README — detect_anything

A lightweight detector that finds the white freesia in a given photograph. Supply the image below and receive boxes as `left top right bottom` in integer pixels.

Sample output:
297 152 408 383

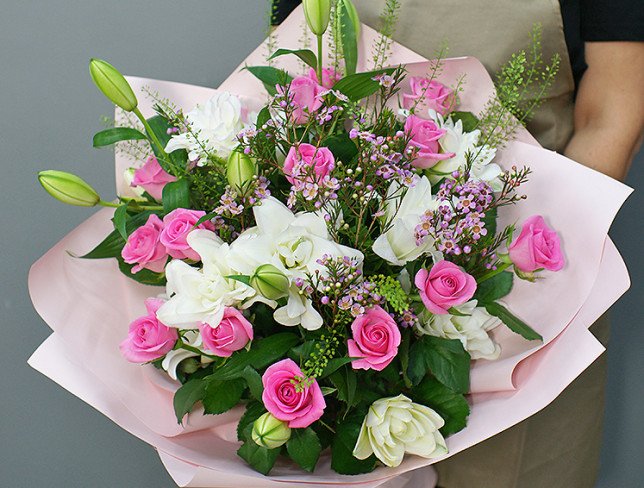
156 230 263 329
165 92 244 162
229 197 362 330
353 395 448 468
416 300 502 360
428 111 502 190
372 176 441 266
161 331 213 381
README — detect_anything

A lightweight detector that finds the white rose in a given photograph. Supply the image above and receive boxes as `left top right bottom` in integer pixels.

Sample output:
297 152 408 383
416 300 502 360
353 395 447 468
372 176 441 266
165 92 244 162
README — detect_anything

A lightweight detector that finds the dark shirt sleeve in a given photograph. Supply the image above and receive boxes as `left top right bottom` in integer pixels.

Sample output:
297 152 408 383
272 0 301 25
580 0 644 42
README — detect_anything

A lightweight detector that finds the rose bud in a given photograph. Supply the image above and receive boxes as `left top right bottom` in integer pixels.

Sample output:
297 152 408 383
251 264 290 300
38 170 101 207
226 150 257 193
251 412 292 449
303 0 331 36
89 58 138 112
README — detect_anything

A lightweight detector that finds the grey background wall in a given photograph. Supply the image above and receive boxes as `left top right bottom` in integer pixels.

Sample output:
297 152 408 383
1 1 641 487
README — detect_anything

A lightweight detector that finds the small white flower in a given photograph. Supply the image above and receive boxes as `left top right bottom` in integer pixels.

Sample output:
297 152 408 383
165 92 245 162
372 176 441 266
416 300 502 360
353 395 448 468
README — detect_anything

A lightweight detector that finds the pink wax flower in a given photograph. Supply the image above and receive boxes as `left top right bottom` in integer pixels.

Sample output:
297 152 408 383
509 215 565 272
402 77 454 116
131 156 177 201
199 307 253 357
119 298 178 363
415 260 477 315
347 305 401 371
277 75 324 125
160 208 214 261
308 67 341 89
283 143 335 184
261 358 326 428
405 115 455 169
121 214 168 273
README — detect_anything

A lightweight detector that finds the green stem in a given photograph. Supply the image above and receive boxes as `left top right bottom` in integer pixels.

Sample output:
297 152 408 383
98 200 119 208
180 343 218 360
316 34 323 82
477 262 512 283
133 107 170 163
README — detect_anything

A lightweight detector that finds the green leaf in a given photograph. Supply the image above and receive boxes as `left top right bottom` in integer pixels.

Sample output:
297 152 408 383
146 115 187 172
338 1 358 75
245 66 293 96
237 440 280 475
80 211 154 259
323 133 358 163
202 378 247 415
111 204 129 240
485 302 542 341
173 378 206 423
333 68 395 101
319 357 355 378
287 428 322 472
450 111 480 133
475 271 514 303
268 48 317 70
413 377 470 436
242 366 264 401
481 207 498 239
256 106 272 128
92 127 147 148
116 257 167 287
331 412 377 475
329 366 357 408
407 336 471 393
237 401 267 441
208 333 300 381
226 274 252 286
162 178 190 213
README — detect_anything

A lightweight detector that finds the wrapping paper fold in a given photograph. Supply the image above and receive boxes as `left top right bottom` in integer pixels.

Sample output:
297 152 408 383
30 5 632 487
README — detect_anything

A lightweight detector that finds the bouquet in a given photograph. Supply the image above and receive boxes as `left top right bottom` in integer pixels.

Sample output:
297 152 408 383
29 2 632 486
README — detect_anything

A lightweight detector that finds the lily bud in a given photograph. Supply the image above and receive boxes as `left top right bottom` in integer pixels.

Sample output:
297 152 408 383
89 58 138 112
339 0 361 38
252 412 291 449
38 170 101 207
251 264 290 300
303 0 332 36
227 150 257 192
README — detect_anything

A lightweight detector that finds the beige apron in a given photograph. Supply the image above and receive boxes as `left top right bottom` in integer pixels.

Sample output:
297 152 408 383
352 1 607 487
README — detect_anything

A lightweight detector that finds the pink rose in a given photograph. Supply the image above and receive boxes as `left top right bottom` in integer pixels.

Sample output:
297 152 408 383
261 358 326 428
131 156 177 201
405 115 455 169
415 260 477 315
160 208 215 261
308 67 341 89
509 215 565 272
402 77 454 116
347 306 401 371
119 298 178 363
121 214 168 273
278 75 324 125
199 307 253 357
283 143 335 184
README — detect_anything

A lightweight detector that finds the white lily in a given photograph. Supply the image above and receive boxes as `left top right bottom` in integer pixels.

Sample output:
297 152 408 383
156 230 260 329
373 176 441 266
161 331 213 381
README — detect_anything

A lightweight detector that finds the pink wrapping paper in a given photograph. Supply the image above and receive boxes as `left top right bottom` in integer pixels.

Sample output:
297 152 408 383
30 5 632 487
